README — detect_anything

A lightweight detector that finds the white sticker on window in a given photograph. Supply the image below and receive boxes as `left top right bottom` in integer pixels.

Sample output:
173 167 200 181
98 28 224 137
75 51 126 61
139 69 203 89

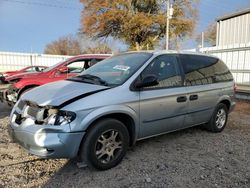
113 65 130 71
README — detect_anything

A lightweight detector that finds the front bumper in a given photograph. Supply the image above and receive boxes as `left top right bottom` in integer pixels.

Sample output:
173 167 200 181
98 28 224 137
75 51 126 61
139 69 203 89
0 84 17 106
0 88 6 102
9 118 85 158
0 76 6 84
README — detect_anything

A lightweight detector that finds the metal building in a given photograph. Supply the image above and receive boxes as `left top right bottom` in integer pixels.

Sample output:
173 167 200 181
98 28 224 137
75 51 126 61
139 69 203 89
203 8 250 99
216 8 250 46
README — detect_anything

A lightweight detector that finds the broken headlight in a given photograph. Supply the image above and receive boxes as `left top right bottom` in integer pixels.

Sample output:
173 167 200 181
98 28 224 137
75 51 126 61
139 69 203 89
42 109 76 126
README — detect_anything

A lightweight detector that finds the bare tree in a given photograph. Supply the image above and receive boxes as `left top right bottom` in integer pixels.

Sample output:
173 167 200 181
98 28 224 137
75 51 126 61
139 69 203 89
82 44 112 54
196 23 217 47
44 35 81 55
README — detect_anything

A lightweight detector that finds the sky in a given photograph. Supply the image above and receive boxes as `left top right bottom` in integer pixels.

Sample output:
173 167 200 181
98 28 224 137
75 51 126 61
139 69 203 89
0 0 250 53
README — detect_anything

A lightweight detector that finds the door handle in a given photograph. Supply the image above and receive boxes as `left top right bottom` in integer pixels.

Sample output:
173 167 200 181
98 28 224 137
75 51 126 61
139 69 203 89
177 96 187 103
189 94 198 101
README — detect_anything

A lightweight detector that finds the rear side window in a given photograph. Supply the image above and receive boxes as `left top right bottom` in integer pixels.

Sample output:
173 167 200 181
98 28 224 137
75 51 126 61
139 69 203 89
180 55 233 86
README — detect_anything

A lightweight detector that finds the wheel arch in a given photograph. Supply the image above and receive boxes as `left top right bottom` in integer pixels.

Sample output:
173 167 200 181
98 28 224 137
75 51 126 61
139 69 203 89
77 105 139 153
219 99 231 110
216 94 233 110
17 84 39 99
86 113 137 146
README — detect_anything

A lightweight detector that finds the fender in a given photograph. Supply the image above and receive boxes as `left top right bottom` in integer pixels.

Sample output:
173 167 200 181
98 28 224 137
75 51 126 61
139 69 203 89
77 105 140 143
14 79 44 90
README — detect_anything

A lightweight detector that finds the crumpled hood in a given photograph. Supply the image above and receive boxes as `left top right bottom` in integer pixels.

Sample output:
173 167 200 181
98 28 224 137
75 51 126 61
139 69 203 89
21 80 109 107
5 72 42 81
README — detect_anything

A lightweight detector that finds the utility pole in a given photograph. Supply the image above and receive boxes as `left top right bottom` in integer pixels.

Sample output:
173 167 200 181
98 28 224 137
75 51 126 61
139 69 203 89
166 1 174 50
30 45 33 66
201 32 204 49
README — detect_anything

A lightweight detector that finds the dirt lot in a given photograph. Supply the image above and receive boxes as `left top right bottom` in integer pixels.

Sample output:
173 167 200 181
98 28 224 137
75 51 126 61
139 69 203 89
0 101 249 188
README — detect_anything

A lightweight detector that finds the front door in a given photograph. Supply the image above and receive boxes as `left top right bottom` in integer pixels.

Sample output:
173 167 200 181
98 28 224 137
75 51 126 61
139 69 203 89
53 59 90 80
138 54 188 138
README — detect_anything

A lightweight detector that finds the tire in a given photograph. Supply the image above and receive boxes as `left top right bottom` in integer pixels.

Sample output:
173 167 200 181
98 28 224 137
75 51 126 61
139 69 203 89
80 118 129 170
205 103 228 133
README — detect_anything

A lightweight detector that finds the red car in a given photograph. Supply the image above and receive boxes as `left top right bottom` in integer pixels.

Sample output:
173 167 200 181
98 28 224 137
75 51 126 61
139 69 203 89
0 66 47 84
0 54 110 105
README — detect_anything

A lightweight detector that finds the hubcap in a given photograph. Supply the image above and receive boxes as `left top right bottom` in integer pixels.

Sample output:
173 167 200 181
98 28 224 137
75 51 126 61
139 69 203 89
95 130 122 164
215 108 226 129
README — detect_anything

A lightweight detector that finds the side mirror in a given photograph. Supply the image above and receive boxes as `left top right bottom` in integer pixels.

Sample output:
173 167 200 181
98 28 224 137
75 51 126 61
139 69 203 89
135 74 159 89
58 66 68 73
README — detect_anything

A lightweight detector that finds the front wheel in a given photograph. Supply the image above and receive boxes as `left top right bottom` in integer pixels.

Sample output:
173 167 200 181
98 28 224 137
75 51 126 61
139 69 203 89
205 103 228 133
80 118 129 170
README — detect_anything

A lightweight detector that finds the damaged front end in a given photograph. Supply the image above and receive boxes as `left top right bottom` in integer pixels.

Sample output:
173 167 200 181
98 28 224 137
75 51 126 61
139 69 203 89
1 78 22 105
0 73 7 84
0 83 14 106
6 85 19 104
13 100 76 126
2 82 25 106
9 99 83 158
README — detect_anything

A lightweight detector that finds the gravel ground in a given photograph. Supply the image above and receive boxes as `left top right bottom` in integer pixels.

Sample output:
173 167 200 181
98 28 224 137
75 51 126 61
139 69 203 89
0 101 249 188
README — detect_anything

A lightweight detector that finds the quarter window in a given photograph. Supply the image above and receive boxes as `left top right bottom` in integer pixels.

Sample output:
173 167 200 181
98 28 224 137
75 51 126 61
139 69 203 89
141 55 182 89
180 55 233 86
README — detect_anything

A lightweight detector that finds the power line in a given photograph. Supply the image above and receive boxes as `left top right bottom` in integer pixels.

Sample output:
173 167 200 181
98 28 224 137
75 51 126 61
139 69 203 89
51 0 80 6
1 0 82 10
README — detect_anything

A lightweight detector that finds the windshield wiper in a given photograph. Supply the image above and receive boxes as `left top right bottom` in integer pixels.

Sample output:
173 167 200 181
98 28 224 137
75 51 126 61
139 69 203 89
69 74 109 86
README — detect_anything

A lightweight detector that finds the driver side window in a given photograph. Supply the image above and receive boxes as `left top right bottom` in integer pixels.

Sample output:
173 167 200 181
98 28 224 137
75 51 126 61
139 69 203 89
66 60 86 74
141 55 182 89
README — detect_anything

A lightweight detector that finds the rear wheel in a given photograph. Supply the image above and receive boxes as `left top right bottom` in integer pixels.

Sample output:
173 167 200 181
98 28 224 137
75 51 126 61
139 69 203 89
80 118 129 170
205 103 228 132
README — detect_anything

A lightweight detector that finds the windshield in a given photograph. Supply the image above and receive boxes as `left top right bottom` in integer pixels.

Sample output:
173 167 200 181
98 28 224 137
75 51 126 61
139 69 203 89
42 58 69 72
68 53 153 86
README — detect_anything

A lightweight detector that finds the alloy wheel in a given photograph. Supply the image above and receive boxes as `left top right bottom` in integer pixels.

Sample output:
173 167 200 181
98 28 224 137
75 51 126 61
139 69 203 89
215 108 226 129
95 129 123 164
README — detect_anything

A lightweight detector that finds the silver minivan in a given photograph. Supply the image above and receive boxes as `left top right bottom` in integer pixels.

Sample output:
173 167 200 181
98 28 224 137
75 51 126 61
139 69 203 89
9 51 235 170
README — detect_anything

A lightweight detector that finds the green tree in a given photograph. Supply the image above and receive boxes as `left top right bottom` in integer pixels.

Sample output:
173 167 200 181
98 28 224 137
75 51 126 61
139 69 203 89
80 0 198 50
